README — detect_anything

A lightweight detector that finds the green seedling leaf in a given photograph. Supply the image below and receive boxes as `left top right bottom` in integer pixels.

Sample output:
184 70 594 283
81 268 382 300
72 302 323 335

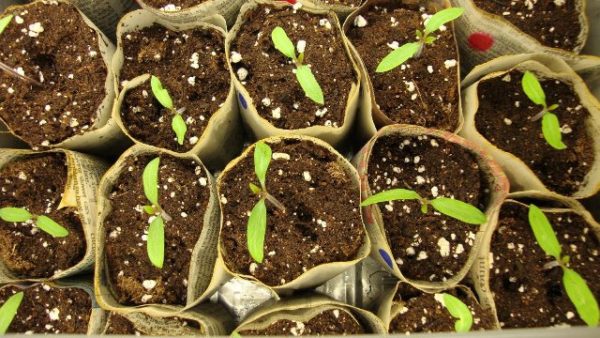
143 205 155 215
171 113 187 145
150 75 173 110
231 331 242 338
254 141 272 189
563 268 600 326
424 35 437 44
247 199 267 264
143 157 160 206
249 183 261 195
438 293 473 332
542 112 567 150
0 291 24 335
36 216 69 238
296 65 324 105
0 15 13 35
522 71 546 107
528 204 562 260
424 7 464 35
430 198 487 225
0 207 31 222
271 26 296 59
548 103 559 111
361 189 421 206
376 42 421 73
147 216 165 269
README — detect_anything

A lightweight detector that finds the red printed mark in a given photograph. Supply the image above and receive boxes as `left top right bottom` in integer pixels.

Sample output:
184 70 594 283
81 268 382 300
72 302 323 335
468 32 494 52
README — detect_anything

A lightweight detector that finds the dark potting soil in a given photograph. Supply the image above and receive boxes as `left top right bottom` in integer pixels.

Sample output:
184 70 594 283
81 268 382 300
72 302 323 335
104 154 211 306
490 201 600 328
119 24 230 152
105 313 138 335
367 134 489 282
230 4 356 129
0 153 86 278
142 0 208 10
0 284 91 334
473 0 583 51
475 70 594 196
389 283 496 333
0 1 107 148
346 2 460 131
219 139 364 286
239 309 365 335
319 0 363 7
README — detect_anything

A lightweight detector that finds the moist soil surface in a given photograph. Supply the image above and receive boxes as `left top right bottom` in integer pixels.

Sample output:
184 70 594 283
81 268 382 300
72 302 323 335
389 283 495 333
490 201 600 328
0 153 85 278
346 2 460 131
239 309 365 335
219 139 364 286
473 0 583 51
142 0 208 10
230 4 356 130
104 154 211 306
367 134 489 282
0 284 91 334
0 1 107 148
120 24 229 152
476 69 594 196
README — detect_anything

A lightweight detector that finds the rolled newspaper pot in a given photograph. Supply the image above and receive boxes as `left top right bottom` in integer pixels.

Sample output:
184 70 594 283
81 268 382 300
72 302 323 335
111 10 242 169
226 0 361 148
66 0 138 39
95 145 227 312
461 53 600 199
0 280 105 335
0 148 107 283
469 191 600 328
136 0 245 26
378 282 499 333
217 135 370 294
353 124 509 291
303 0 365 18
0 0 126 155
235 295 386 334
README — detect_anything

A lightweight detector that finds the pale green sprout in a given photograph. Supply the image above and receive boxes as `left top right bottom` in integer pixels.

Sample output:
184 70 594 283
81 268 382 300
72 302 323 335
0 291 24 334
150 75 188 146
0 207 69 237
0 14 12 34
361 188 487 225
271 26 324 105
528 204 599 326
142 157 172 269
246 141 286 263
435 293 473 332
376 7 464 72
521 71 566 150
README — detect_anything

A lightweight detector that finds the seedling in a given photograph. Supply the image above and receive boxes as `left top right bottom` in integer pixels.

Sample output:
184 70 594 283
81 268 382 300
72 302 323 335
521 71 566 150
231 331 242 338
246 141 286 263
528 204 599 326
271 26 324 105
0 207 69 237
141 157 172 269
434 293 473 332
376 7 464 73
361 188 487 225
0 14 43 87
150 75 188 146
0 291 24 334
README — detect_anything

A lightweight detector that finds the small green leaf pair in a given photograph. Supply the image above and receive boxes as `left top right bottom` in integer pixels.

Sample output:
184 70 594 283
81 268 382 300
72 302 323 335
436 293 473 332
361 188 487 225
150 76 188 146
528 204 599 326
376 7 464 73
142 157 166 269
0 207 69 237
271 26 324 105
0 14 13 35
0 291 24 335
246 142 272 264
521 71 566 150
